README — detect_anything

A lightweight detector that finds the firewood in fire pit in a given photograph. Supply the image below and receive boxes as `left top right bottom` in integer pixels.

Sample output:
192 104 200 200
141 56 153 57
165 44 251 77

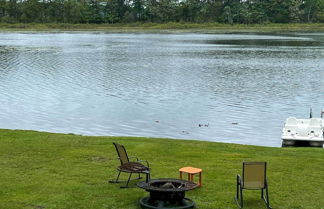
160 182 176 189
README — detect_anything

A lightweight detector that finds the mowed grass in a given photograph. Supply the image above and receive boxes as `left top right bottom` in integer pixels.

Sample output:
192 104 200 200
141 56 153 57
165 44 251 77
0 129 323 209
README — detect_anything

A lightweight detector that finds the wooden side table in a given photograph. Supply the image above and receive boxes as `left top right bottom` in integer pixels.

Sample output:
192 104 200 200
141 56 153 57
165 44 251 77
179 167 202 187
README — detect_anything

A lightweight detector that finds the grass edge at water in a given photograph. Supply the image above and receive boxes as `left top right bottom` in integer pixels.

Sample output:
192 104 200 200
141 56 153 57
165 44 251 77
1 22 324 33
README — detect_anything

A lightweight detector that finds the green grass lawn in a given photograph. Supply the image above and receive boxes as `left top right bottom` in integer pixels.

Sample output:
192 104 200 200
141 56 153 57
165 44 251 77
1 23 324 33
0 129 323 209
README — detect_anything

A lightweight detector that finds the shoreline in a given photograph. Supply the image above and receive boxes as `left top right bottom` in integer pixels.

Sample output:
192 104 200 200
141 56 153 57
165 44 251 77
1 23 324 33
0 128 279 148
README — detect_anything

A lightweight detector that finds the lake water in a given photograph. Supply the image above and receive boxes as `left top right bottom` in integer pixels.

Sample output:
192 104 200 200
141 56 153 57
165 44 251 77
0 32 323 147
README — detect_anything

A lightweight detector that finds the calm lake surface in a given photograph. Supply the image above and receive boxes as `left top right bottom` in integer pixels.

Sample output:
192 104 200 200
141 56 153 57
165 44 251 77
0 32 323 147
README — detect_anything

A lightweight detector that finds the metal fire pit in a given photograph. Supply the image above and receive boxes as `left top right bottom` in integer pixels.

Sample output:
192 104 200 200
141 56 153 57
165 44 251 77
137 178 198 209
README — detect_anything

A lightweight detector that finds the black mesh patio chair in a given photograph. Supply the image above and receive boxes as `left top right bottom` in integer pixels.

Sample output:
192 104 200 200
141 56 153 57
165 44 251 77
235 162 272 209
109 142 150 188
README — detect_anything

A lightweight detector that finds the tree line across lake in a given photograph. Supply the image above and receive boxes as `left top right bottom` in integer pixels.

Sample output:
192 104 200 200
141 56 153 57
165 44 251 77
0 0 323 24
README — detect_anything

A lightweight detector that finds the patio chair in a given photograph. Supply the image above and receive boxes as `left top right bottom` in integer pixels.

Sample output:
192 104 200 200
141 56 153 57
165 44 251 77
109 142 150 188
235 162 271 209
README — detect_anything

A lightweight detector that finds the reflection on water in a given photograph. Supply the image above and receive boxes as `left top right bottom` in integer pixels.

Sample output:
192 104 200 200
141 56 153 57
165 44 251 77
206 38 322 46
0 32 323 147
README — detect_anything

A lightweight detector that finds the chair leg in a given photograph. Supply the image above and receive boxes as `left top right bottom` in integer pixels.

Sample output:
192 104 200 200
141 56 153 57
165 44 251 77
120 173 132 188
261 188 264 198
109 170 121 183
240 186 243 208
109 170 144 185
236 180 239 200
265 186 271 209
262 184 272 209
235 177 243 208
235 185 243 208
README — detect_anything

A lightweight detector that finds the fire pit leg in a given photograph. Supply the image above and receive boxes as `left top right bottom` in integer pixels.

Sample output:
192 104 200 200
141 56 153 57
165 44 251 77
139 197 195 209
157 201 165 208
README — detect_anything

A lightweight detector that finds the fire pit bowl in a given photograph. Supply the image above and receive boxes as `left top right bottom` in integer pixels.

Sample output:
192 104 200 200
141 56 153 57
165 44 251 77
137 178 198 209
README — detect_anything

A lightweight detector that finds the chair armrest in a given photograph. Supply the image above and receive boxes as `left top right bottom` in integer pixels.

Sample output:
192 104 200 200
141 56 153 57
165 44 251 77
137 160 150 168
128 156 149 168
237 174 242 185
128 156 139 161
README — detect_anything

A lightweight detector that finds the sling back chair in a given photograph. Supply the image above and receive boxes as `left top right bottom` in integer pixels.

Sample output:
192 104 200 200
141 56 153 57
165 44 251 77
109 142 150 188
235 162 272 209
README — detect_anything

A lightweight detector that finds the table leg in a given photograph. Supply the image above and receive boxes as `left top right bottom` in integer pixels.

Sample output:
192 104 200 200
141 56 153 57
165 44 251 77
180 171 182 180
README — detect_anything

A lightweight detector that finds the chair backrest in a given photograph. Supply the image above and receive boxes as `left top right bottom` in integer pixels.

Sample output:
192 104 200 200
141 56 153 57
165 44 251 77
243 162 266 189
113 143 129 165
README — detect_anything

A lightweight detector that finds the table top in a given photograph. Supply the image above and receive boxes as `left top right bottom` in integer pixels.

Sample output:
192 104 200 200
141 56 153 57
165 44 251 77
179 167 202 173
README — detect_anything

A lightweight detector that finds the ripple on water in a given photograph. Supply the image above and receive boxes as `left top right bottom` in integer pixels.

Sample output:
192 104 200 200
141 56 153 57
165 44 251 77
0 32 323 147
